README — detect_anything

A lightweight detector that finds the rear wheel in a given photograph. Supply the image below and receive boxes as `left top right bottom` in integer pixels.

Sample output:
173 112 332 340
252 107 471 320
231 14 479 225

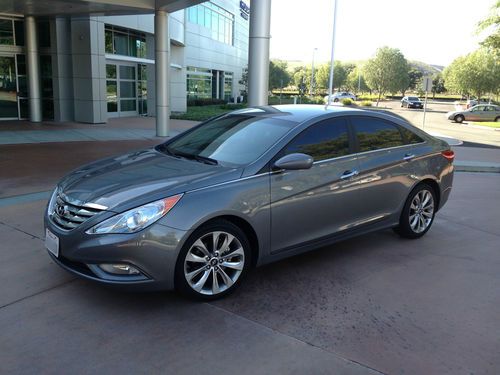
455 115 465 123
394 183 437 239
175 220 250 300
495 117 500 122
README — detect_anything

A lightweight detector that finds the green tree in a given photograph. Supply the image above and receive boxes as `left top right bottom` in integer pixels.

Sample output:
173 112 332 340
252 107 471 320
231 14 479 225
443 48 499 99
292 66 311 96
269 60 291 90
315 61 347 92
345 66 368 94
364 46 409 105
431 73 446 99
477 0 500 55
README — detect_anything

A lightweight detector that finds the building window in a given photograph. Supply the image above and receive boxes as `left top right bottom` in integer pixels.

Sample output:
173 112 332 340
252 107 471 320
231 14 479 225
40 55 54 119
37 20 51 48
187 67 213 99
0 18 26 46
187 2 234 45
105 25 147 58
224 72 233 101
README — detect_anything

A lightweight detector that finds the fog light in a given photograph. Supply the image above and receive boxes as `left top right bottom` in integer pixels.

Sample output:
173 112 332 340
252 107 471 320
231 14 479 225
99 263 140 275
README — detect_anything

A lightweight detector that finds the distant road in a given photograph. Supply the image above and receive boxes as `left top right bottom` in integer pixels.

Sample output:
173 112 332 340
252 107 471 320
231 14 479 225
379 100 500 148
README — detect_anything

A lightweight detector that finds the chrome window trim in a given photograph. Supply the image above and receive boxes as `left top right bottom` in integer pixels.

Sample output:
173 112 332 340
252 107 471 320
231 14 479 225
354 141 427 157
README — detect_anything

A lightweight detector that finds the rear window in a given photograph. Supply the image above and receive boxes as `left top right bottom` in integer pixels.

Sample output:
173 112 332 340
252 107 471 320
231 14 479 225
400 127 425 144
352 117 405 151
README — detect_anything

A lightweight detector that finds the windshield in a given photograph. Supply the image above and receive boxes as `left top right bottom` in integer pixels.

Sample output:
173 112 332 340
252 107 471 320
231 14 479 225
159 115 295 166
408 97 419 101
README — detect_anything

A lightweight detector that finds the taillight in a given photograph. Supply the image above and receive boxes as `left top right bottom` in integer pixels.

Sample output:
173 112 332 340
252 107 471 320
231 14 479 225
441 150 455 162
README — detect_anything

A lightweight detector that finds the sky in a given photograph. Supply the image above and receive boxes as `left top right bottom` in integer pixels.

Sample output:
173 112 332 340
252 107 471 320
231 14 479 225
269 0 495 67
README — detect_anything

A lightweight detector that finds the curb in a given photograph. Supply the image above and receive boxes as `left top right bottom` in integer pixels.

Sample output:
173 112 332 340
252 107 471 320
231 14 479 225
454 161 500 173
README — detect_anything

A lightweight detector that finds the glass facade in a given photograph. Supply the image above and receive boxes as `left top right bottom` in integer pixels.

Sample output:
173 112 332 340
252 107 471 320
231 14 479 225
187 67 213 99
187 2 234 45
224 72 233 101
105 25 147 58
187 67 233 101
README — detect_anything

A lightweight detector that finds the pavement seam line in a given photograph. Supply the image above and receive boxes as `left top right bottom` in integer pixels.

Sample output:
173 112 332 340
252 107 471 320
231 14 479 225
437 215 500 238
0 278 77 310
0 220 44 241
206 302 387 375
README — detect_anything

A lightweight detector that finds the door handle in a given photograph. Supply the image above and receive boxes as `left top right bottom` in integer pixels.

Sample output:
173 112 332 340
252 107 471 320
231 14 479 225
340 170 359 180
403 153 416 161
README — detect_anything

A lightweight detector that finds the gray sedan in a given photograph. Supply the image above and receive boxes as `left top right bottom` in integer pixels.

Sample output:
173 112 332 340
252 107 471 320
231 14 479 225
44 105 454 299
446 104 500 123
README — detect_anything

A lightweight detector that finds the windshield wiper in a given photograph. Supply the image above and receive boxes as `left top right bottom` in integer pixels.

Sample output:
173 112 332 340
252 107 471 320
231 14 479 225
161 146 218 165
192 154 218 165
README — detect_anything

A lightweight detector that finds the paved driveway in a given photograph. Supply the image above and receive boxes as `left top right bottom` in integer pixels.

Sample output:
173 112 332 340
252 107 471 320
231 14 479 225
1 170 499 374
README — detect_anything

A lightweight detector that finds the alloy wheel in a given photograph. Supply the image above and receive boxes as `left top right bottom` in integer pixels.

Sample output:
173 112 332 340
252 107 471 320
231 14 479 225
184 231 245 296
409 190 434 233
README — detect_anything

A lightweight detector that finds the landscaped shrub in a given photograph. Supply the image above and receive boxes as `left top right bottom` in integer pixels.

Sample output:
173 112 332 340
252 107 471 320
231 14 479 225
187 98 226 106
341 98 353 106
360 100 373 107
219 103 246 110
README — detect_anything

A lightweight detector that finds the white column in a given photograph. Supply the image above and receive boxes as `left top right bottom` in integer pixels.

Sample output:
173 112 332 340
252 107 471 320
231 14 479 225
248 0 271 107
25 16 42 122
155 9 170 137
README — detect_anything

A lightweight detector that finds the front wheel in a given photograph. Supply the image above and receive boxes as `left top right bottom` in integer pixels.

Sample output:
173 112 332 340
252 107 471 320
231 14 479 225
175 220 250 300
455 115 465 123
394 184 437 239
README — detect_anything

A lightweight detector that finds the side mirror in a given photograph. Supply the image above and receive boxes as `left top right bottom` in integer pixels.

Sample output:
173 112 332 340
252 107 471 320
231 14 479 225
273 153 314 171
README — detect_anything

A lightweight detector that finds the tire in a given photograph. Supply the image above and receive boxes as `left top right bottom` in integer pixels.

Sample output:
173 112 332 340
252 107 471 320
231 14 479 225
393 183 437 239
174 220 251 300
333 98 339 102
495 117 500 122
455 115 464 123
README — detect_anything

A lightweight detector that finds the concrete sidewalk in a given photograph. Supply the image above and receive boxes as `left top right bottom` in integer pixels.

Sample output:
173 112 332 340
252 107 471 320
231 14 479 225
0 117 197 145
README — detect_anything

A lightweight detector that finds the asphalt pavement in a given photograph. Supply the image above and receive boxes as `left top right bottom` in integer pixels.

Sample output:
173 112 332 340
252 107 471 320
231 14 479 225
1 113 500 374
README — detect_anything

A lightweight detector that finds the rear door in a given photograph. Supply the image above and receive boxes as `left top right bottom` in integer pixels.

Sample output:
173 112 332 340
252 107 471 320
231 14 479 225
349 116 420 224
270 117 360 252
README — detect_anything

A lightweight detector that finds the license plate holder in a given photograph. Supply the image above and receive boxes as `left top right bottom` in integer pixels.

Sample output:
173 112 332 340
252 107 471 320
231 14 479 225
45 228 59 258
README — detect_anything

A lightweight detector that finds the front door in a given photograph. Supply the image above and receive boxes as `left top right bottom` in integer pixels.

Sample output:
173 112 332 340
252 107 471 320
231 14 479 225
270 117 360 253
106 62 138 117
0 55 19 119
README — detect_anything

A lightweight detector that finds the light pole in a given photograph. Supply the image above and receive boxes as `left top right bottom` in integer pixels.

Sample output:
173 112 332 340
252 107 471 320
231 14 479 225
327 0 338 107
309 47 318 96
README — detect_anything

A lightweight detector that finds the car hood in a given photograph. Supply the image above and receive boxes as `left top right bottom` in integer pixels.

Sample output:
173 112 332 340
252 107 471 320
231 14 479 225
58 148 241 211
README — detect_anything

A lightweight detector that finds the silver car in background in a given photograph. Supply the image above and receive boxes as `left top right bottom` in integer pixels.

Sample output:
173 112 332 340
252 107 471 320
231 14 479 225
446 104 500 123
45 105 454 299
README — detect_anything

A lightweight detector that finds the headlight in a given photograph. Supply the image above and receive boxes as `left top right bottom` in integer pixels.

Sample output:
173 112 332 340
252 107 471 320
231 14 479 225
86 194 183 234
47 187 59 216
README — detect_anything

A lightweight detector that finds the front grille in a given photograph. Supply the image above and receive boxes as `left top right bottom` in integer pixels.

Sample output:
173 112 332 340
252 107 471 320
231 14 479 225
51 193 104 230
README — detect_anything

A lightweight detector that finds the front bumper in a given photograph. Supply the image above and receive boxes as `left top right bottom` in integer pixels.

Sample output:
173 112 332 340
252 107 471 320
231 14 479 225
44 215 189 291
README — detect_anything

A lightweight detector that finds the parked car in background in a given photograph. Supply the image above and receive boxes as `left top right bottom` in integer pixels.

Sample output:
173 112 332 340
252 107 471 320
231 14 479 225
401 96 424 109
45 105 454 300
324 92 356 103
446 104 500 123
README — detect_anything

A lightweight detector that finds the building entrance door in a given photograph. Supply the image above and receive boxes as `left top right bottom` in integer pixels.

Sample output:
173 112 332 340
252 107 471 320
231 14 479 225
106 62 142 118
0 55 19 119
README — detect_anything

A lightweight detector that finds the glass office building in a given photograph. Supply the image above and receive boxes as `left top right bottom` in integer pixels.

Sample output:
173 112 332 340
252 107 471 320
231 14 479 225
0 0 249 123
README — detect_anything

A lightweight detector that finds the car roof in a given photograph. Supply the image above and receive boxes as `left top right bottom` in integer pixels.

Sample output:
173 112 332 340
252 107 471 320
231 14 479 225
229 104 362 123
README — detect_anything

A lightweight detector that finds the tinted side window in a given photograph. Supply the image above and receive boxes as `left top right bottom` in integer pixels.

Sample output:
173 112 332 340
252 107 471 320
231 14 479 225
284 118 350 161
352 117 405 152
400 127 424 144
